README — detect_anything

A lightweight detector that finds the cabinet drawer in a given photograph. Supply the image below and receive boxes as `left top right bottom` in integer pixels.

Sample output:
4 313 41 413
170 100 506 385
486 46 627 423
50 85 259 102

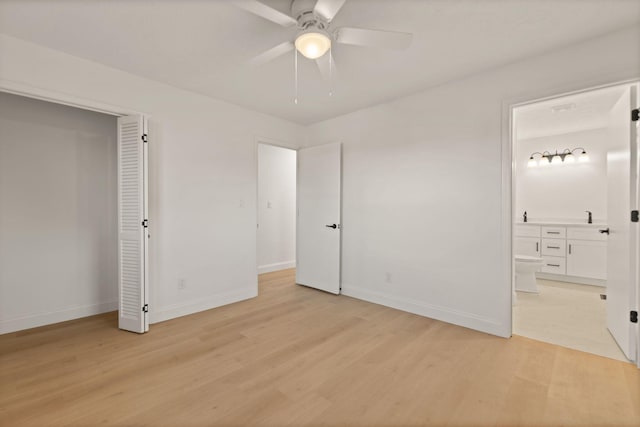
541 256 566 274
541 226 566 238
515 225 541 238
567 227 607 241
541 238 566 256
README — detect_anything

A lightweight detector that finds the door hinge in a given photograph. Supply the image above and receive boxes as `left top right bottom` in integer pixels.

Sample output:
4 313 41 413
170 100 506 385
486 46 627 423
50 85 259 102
632 210 639 223
142 304 149 313
632 109 639 122
141 134 148 143
631 310 638 323
142 219 149 228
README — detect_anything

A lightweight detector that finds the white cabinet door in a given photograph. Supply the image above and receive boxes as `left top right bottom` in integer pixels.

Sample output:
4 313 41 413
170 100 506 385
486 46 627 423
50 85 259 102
567 240 607 280
514 236 540 257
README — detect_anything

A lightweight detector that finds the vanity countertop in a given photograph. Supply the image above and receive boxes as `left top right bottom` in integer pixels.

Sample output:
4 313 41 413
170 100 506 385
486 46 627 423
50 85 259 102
515 221 607 227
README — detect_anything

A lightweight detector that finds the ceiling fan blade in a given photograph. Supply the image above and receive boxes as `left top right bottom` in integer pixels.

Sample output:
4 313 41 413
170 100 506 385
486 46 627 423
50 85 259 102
315 52 338 81
335 27 413 49
248 41 294 66
313 0 347 22
235 0 297 27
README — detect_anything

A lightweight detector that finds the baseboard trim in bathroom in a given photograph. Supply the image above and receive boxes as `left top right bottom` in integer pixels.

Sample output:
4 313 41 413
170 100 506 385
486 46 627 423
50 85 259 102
600 294 607 300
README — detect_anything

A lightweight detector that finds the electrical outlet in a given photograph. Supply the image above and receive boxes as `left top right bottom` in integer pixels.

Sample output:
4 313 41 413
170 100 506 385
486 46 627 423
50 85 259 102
178 279 186 290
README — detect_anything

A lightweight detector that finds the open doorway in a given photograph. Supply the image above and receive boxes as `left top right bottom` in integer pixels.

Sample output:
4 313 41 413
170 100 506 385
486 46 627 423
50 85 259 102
257 143 297 281
256 141 342 296
510 82 639 364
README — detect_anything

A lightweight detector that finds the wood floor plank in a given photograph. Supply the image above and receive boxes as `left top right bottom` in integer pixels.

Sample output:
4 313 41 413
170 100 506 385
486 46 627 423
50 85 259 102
1 268 639 426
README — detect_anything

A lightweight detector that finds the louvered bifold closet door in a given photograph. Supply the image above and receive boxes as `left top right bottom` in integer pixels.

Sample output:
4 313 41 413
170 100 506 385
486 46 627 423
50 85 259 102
118 115 148 333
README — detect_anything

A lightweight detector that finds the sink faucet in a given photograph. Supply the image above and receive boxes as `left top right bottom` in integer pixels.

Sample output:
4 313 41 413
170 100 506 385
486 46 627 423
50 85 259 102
585 210 592 224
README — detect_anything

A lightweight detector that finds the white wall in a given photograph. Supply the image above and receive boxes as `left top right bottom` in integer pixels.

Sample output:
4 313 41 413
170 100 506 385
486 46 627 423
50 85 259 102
257 143 296 274
515 128 610 223
1 25 638 337
0 34 305 330
305 26 640 337
0 92 117 333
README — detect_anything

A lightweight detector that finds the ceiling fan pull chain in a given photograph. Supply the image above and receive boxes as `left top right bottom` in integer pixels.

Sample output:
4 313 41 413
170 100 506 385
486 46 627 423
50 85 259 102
294 48 298 105
329 46 333 97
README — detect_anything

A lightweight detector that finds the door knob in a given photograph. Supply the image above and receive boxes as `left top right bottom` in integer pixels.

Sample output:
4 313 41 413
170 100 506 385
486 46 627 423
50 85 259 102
599 228 610 235
325 224 337 229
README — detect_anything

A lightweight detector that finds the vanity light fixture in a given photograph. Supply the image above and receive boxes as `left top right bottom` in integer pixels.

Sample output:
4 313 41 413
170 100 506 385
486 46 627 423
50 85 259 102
564 151 576 163
527 147 588 167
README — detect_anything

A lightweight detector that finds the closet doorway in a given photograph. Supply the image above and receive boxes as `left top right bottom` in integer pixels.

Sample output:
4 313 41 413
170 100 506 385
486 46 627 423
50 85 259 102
0 91 149 334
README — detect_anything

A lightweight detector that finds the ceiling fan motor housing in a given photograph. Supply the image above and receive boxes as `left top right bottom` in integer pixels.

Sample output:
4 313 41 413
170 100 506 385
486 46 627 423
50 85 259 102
291 0 328 30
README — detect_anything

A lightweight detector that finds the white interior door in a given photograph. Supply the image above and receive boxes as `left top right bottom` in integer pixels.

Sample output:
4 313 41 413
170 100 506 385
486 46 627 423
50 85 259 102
117 115 149 333
296 143 341 294
606 85 638 362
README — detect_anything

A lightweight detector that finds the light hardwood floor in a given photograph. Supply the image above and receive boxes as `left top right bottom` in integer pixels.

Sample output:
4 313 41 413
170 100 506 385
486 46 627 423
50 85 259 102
1 269 639 426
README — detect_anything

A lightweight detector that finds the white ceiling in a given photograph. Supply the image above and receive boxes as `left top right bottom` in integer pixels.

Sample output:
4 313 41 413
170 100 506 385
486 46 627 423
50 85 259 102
0 0 638 125
515 85 627 140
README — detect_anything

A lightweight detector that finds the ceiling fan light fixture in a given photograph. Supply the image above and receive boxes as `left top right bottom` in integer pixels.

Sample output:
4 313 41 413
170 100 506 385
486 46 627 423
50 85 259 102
295 30 331 59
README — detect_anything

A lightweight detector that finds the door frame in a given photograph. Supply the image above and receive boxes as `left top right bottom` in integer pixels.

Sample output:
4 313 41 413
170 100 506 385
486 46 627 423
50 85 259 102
0 82 153 328
502 78 640 367
253 137 343 295
254 137 300 283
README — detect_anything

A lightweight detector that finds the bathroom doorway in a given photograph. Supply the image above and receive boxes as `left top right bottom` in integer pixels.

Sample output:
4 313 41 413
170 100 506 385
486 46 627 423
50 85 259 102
509 81 639 364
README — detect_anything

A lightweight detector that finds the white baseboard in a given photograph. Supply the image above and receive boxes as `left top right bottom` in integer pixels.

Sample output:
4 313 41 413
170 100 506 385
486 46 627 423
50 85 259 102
150 287 257 324
342 284 508 337
0 301 118 335
257 260 296 274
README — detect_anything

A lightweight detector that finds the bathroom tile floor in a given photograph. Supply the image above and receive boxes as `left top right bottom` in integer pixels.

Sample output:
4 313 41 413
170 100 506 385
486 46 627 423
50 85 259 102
513 279 628 362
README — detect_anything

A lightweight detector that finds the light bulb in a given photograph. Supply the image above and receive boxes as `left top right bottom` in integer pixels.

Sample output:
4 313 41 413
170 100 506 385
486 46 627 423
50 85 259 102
305 44 319 58
551 154 562 165
527 157 537 168
539 157 550 166
579 151 589 162
295 31 331 59
564 153 575 163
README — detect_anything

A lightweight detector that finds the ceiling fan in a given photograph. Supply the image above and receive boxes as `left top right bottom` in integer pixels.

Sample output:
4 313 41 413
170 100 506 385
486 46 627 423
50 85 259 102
236 0 413 80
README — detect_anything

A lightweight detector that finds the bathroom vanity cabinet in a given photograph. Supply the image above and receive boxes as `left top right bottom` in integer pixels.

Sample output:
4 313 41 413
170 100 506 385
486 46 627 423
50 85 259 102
566 227 607 280
515 223 607 285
